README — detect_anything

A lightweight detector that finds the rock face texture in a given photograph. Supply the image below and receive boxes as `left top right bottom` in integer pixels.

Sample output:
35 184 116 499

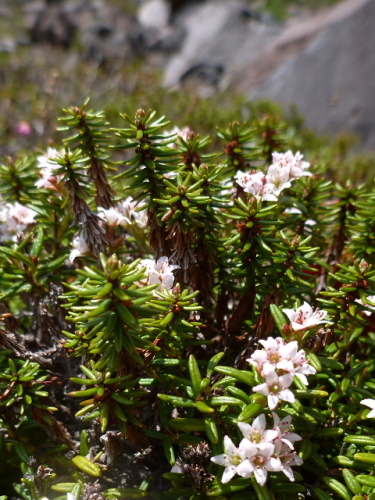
241 0 375 150
162 1 282 94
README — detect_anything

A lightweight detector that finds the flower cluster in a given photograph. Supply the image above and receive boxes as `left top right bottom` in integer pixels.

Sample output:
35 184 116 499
98 197 147 229
249 337 316 410
283 302 330 332
141 256 180 291
211 414 303 486
0 201 37 242
235 150 311 201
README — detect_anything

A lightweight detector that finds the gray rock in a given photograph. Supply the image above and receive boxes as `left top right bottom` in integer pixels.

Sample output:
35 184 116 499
243 0 375 151
27 0 144 62
80 13 144 64
137 0 170 30
148 24 187 53
30 2 76 48
162 0 282 94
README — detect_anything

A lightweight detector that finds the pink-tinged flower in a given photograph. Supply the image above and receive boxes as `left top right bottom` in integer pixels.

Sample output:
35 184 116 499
283 301 330 332
98 207 126 227
211 436 253 483
248 336 316 396
267 339 316 386
272 413 302 450
173 126 193 142
266 165 291 193
0 202 37 242
35 148 63 190
15 120 32 136
253 367 295 410
235 170 278 202
274 441 303 481
238 414 279 445
248 337 308 378
270 151 311 180
248 337 284 373
236 442 282 486
355 295 375 316
289 348 316 385
68 233 90 263
8 202 37 226
360 399 375 418
141 256 180 291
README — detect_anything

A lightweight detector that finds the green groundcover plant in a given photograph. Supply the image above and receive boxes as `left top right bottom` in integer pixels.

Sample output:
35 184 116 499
1 99 375 500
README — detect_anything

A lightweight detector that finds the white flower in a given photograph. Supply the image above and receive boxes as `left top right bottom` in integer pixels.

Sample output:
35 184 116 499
274 441 303 481
238 414 279 445
8 202 37 226
237 442 282 486
211 435 252 483
270 151 311 180
272 413 302 450
118 197 147 229
283 301 330 332
69 233 90 263
360 399 375 418
288 347 316 385
67 494 77 500
141 256 180 291
266 164 291 193
235 170 278 202
97 207 126 227
35 147 62 189
253 367 295 410
355 295 375 316
0 202 37 242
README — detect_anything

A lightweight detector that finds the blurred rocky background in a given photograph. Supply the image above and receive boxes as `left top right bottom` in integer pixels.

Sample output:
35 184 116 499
0 0 374 172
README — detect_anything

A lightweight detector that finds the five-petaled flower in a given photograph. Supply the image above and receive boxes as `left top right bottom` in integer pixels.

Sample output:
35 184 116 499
141 256 180 291
252 367 295 410
210 435 251 483
238 414 279 445
283 301 331 332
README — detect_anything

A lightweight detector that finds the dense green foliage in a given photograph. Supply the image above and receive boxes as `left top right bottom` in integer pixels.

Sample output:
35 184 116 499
1 100 375 500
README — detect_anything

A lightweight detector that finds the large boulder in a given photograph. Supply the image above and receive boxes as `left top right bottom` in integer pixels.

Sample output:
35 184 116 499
239 0 375 150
